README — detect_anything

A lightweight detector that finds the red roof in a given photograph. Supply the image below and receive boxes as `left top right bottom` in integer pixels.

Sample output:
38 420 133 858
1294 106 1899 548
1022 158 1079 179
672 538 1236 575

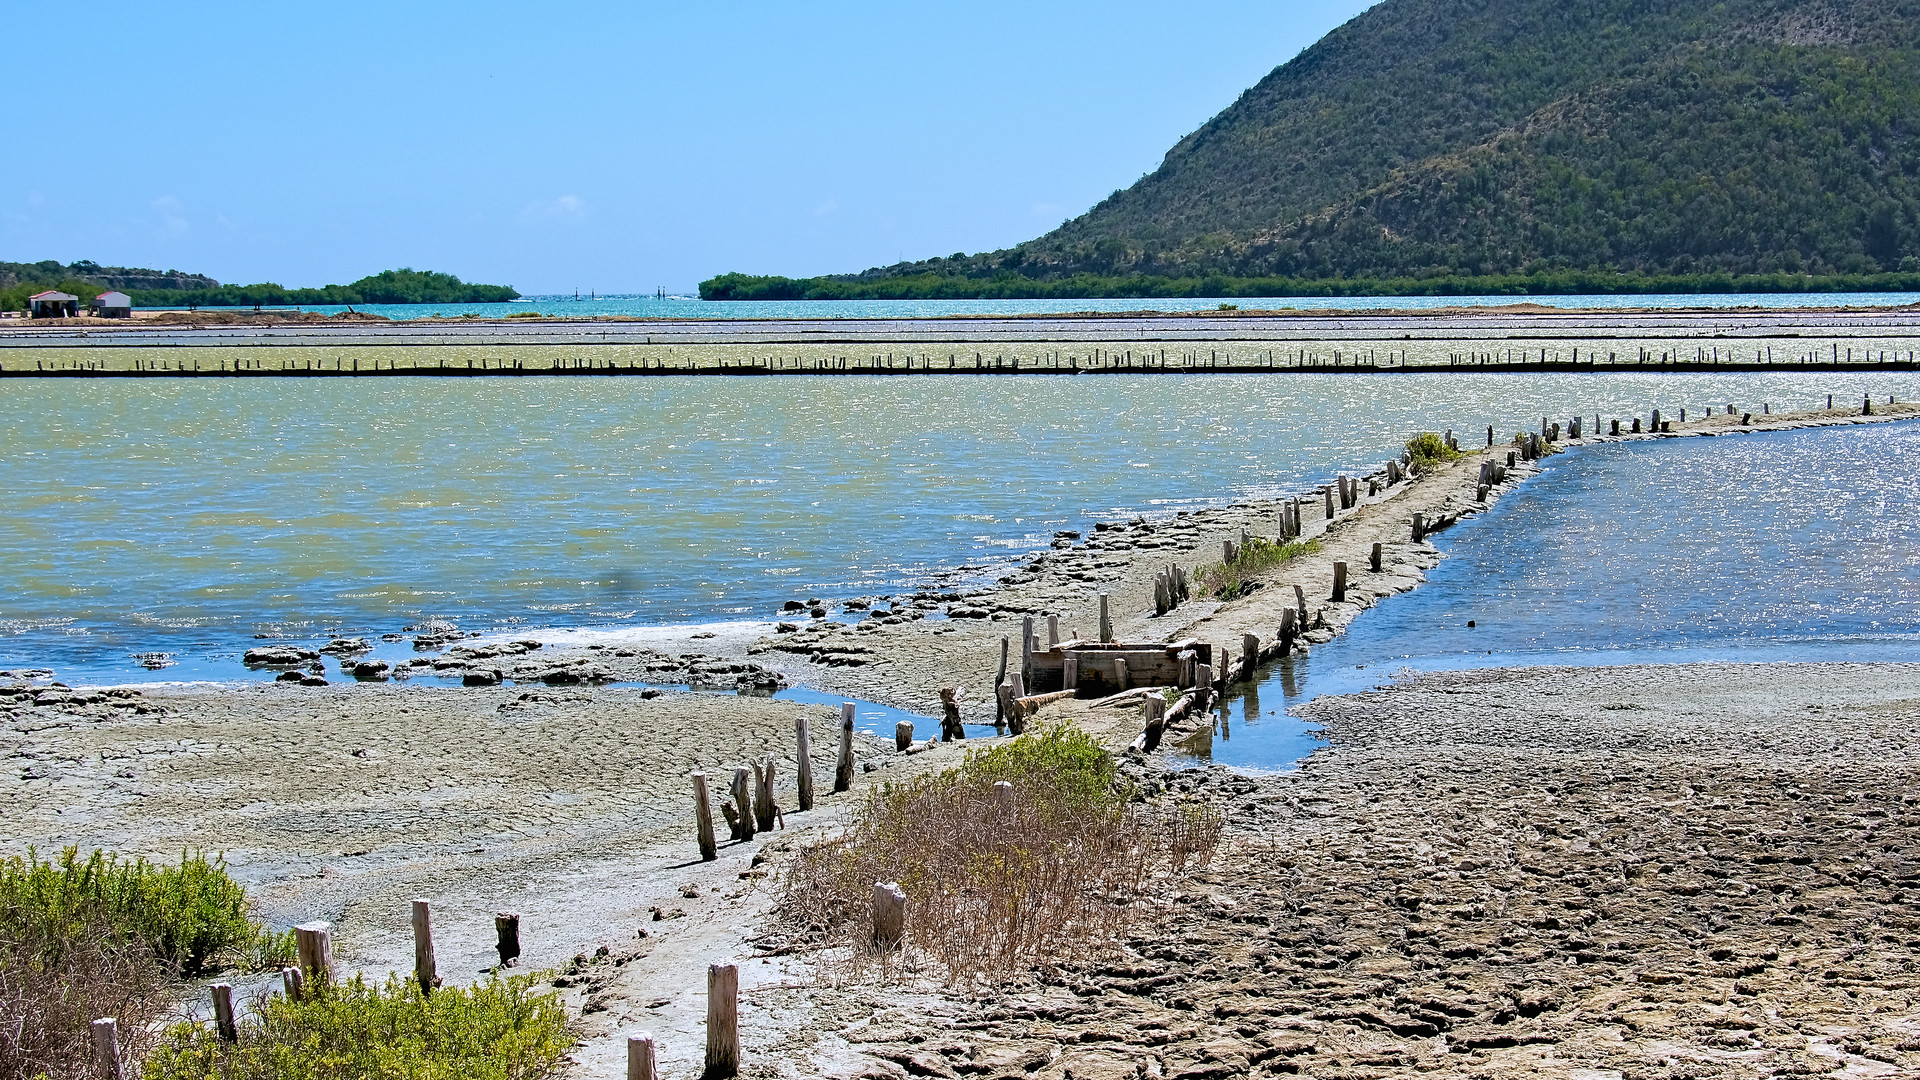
30 290 78 301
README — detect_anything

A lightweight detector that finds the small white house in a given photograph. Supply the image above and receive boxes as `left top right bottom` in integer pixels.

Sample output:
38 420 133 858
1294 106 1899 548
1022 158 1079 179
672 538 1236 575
28 290 78 318
93 291 133 318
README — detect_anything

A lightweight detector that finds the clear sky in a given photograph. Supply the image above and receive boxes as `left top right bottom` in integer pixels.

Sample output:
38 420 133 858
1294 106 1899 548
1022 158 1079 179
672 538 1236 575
7 1 1378 295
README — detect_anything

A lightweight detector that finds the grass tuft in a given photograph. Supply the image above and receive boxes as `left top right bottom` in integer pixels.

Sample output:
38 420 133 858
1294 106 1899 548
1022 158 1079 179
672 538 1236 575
1195 536 1320 600
781 724 1222 984
143 973 573 1080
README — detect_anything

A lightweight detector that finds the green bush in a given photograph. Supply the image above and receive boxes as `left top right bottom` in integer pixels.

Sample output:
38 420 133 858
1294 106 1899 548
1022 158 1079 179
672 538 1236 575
0 848 270 976
1404 432 1460 468
1196 537 1320 600
143 974 572 1080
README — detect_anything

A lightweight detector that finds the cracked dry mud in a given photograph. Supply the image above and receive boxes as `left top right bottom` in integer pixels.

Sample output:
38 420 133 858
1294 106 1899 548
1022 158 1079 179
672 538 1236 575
812 663 1920 1080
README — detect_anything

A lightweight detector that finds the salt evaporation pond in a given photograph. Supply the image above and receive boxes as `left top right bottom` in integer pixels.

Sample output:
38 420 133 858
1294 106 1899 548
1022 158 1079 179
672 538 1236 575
1187 415 1920 770
3 374 1916 705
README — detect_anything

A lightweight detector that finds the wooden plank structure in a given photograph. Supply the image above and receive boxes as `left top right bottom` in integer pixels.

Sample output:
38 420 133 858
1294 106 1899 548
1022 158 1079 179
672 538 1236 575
1025 638 1214 697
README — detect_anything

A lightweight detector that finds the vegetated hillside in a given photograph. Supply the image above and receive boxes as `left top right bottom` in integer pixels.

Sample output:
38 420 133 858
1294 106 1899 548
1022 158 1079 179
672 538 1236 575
0 260 219 293
706 0 1920 298
0 264 519 310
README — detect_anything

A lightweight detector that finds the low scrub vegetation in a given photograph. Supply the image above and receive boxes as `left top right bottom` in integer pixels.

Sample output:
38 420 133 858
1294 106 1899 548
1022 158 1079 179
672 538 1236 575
781 725 1221 984
144 974 571 1080
1404 432 1460 468
0 849 290 1080
1196 537 1319 600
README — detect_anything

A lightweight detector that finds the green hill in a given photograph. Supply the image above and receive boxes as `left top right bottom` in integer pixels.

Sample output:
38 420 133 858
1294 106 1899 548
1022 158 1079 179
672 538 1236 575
1 263 518 310
706 0 1920 299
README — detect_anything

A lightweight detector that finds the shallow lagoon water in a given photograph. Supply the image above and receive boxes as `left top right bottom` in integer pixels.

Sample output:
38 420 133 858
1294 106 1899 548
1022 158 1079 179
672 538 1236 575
1190 417 1920 770
3 374 1918 690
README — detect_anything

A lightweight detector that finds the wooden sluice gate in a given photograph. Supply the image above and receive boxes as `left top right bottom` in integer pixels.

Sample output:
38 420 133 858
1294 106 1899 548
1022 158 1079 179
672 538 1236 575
1025 639 1215 697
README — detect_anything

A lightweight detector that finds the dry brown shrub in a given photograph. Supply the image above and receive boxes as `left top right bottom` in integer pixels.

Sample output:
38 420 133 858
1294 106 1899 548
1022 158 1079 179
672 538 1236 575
780 725 1221 984
0 918 167 1080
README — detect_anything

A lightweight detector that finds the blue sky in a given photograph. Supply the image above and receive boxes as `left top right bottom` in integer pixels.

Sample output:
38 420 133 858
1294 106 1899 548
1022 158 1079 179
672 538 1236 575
7 2 1376 294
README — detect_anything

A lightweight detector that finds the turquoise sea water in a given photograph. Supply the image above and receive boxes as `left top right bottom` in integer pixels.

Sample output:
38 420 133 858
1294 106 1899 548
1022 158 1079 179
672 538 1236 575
140 291 1920 322
4 372 1917 701
1191 416 1920 770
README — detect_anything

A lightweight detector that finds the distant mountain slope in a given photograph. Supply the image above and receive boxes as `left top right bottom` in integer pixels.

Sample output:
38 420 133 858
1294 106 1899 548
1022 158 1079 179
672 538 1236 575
708 0 1920 296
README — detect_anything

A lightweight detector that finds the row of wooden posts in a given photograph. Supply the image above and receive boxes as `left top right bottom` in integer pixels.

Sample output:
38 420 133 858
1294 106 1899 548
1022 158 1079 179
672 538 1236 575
86 901 525 1079
691 702 858 859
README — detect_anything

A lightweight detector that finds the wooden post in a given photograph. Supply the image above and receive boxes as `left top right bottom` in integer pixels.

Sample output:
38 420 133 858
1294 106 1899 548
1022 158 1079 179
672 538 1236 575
753 755 776 832
692 772 718 860
1332 561 1347 602
1370 542 1382 572
91 1018 122 1080
834 702 855 793
1487 424 1494 446
1412 513 1426 542
872 881 906 949
212 983 237 1041
729 767 755 840
1293 584 1307 625
1241 633 1259 682
940 686 964 740
1280 607 1297 650
1324 487 1334 519
1047 614 1059 647
895 720 913 750
1153 572 1169 616
1112 657 1128 691
793 718 814 812
1021 616 1034 684
412 899 440 994
1141 693 1167 751
994 635 1009 727
994 780 1014 814
705 963 740 1078
281 965 305 1000
628 1034 658 1080
1098 593 1112 642
294 921 333 986
1062 655 1079 690
495 913 522 966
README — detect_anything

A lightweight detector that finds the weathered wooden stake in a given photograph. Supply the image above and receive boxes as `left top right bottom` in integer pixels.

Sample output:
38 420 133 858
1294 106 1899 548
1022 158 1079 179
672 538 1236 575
1293 584 1308 625
1331 561 1347 602
834 702 855 793
729 766 755 839
1370 542 1383 573
1112 657 1129 691
994 635 1009 727
211 984 237 1041
895 719 913 750
692 772 718 860
753 755 776 832
1020 615 1035 683
706 963 740 1078
495 912 522 966
1062 655 1079 690
1098 593 1112 642
994 780 1014 814
1324 487 1335 519
412 899 440 994
872 881 906 949
793 719 814 812
281 965 305 1000
939 686 964 740
91 1018 122 1080
628 1034 658 1080
294 921 333 986
1047 614 1059 647
1412 513 1427 542
1141 693 1168 751
1241 633 1259 682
